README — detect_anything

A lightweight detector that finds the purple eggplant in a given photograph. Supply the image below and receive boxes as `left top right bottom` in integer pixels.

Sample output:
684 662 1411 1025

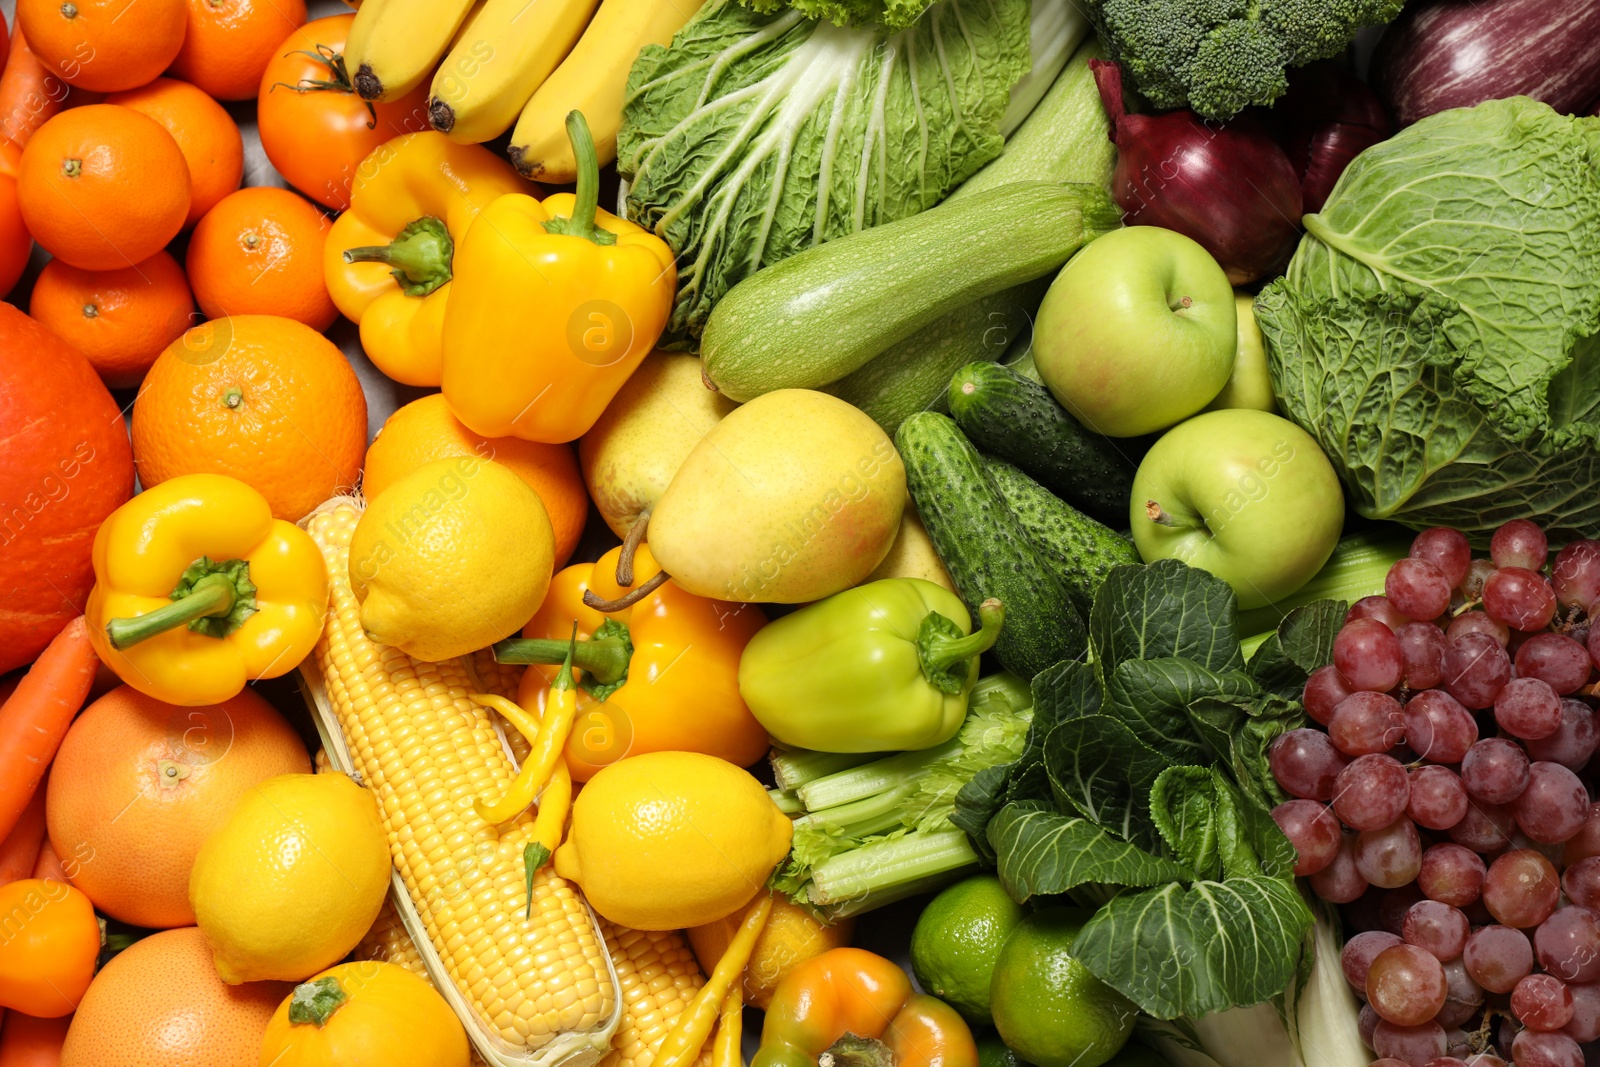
1373 0 1600 126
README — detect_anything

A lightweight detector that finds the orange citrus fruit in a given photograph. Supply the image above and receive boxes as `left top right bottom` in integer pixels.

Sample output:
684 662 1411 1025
132 314 368 521
60 928 291 1067
17 0 188 92
106 78 244 226
45 685 312 929
186 187 336 330
364 393 588 566
17 105 190 270
28 250 194 389
169 0 308 101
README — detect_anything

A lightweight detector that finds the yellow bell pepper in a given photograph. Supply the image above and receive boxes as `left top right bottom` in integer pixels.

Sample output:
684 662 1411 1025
441 112 676 443
324 132 533 387
84 473 328 707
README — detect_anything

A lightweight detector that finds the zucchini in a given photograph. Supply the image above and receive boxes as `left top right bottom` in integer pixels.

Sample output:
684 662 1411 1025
982 455 1141 614
896 412 1086 679
702 181 1121 401
952 39 1117 200
947 362 1137 526
824 279 1048 437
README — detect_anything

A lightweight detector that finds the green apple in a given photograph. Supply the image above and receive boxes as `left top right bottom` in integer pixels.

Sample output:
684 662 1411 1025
1130 409 1344 610
1204 293 1279 415
1033 226 1236 437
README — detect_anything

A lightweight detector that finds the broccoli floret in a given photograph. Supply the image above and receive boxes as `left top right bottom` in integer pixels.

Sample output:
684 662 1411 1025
1089 0 1403 119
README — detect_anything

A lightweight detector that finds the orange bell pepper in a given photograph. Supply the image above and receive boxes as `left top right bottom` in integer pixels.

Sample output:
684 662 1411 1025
0 879 99 1018
499 543 767 780
753 948 978 1067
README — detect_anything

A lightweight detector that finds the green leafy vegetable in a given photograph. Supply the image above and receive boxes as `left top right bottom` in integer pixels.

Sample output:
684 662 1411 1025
1089 560 1244 680
1257 97 1600 541
989 802 1193 901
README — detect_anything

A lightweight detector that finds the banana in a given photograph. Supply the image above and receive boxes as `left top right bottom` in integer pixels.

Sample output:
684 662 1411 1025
345 0 478 103
507 0 706 181
428 0 599 146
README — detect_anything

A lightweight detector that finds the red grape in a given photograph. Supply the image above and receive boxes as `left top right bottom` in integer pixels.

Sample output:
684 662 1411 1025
1552 540 1600 610
1369 943 1448 1026
1561 803 1600 866
1512 762 1588 843
1381 884 1426 935
1446 801 1515 853
1513 973 1574 1030
1270 800 1341 876
1333 754 1411 831
1562 856 1600 909
1463 1057 1506 1067
1562 982 1600 1042
1464 924 1535 993
1268 728 1348 799
1483 567 1557 631
1483 849 1561 928
1403 690 1477 765
1423 1060 1468 1067
1491 519 1548 571
1403 899 1469 960
1514 633 1592 695
1389 558 1452 622
1413 528 1472 588
1330 691 1407 756
1397 622 1447 690
1343 929 1403 992
1534 906 1600 984
1372 1019 1447 1064
1523 700 1599 770
1462 558 1498 600
1446 610 1510 646
1437 957 1484 1028
1408 766 1469 830
1303 664 1355 725
1357 819 1423 889
1461 738 1530 805
1349 594 1410 632
1443 632 1512 708
1511 1031 1583 1067
1492 677 1562 740
1418 844 1486 906
1309 833 1368 903
1336 618 1407 692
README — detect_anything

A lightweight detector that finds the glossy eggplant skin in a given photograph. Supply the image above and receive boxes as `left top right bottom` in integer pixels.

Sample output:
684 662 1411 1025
1373 0 1600 125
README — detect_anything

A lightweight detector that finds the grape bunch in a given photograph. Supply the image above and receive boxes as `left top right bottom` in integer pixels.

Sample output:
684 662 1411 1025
1268 520 1600 1067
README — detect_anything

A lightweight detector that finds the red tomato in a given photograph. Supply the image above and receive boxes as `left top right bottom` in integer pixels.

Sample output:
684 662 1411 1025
256 13 429 211
0 138 31 298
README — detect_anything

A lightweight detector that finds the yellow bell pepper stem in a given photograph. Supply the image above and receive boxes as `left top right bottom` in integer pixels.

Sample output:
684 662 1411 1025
472 625 581 825
341 216 454 297
654 894 774 1067
712 986 744 1067
103 557 256 651
540 112 614 247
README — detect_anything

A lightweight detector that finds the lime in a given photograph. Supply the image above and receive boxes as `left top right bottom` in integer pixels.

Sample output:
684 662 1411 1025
1105 1047 1168 1067
910 874 1027 1025
989 908 1137 1067
974 1028 1031 1067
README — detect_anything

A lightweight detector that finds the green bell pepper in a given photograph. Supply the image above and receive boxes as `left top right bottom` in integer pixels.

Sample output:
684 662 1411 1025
737 578 1004 753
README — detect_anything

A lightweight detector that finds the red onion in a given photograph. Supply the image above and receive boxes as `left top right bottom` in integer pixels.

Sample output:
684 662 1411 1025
1272 63 1392 214
1092 60 1303 286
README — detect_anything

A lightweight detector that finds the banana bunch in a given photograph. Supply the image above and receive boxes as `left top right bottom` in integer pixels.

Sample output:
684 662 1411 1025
343 0 706 172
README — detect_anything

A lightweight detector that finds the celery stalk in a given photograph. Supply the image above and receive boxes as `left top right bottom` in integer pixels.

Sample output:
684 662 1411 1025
770 748 876 791
796 740 961 811
807 829 979 907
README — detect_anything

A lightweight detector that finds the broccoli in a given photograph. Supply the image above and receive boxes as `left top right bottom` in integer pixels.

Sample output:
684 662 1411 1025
1087 0 1404 119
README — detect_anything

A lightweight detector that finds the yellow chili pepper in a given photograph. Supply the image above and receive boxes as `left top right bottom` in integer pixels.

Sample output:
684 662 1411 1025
84 474 328 707
470 693 574 862
713 986 744 1067
324 132 533 386
654 893 774 1067
471 626 580 826
440 111 676 443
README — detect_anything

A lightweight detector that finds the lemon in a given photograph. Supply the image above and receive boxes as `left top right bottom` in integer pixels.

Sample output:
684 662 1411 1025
191 772 391 984
553 751 794 931
349 456 554 662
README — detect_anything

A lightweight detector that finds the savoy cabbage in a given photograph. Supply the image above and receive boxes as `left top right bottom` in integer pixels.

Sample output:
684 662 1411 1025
1256 97 1600 541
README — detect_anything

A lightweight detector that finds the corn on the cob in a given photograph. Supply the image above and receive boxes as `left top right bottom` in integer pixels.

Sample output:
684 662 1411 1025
303 499 618 1066
598 921 712 1067
467 647 533 764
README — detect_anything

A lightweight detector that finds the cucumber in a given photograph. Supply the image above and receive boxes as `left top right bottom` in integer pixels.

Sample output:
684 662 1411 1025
952 39 1117 200
824 279 1048 437
702 181 1121 401
896 412 1086 679
947 362 1136 526
982 455 1141 615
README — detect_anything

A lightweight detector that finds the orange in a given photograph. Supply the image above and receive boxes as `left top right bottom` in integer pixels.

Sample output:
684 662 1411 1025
186 187 336 330
364 393 588 566
16 0 187 93
60 928 291 1067
106 78 243 226
17 105 190 271
44 685 311 929
131 314 367 521
169 0 307 101
28 249 194 389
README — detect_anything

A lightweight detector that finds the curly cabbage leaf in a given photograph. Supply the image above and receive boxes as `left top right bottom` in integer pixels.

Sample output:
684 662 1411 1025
1257 97 1600 540
618 0 1077 340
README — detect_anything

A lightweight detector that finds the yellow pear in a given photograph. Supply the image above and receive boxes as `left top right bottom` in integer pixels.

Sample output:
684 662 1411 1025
867 502 955 592
650 390 905 603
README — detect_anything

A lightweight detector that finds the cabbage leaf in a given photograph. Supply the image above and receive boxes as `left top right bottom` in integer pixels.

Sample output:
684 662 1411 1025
1257 97 1600 539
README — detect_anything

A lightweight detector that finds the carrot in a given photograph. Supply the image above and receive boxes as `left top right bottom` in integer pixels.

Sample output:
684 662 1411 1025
31 840 68 885
0 618 97 842
0 28 68 148
0 789 46 887
0 1012 70 1067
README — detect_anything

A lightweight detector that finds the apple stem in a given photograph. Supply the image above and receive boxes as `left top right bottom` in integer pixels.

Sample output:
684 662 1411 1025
1145 500 1205 530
